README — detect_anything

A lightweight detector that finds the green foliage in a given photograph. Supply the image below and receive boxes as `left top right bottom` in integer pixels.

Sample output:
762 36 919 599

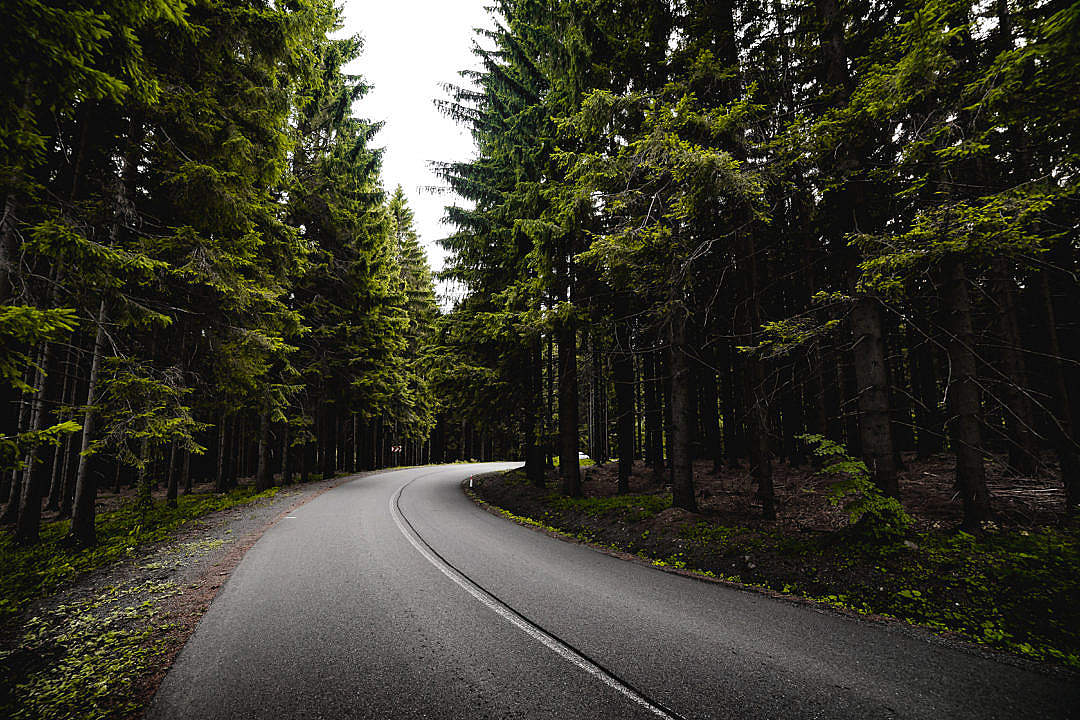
0 307 78 390
546 492 671 521
799 434 913 541
0 421 81 480
0 485 278 627
1 580 180 720
475 473 1080 668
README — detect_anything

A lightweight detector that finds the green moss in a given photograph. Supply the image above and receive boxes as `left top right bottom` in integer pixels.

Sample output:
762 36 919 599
0 484 278 628
1 580 181 720
546 492 671 521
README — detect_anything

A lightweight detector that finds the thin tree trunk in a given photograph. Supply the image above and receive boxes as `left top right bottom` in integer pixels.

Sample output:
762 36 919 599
68 299 107 546
668 314 697 512
698 345 723 474
15 341 54 543
1038 273 1080 515
735 226 775 519
182 449 192 495
558 321 581 497
644 348 664 477
256 411 272 491
281 423 292 485
721 338 742 469
215 411 229 492
46 345 76 511
613 317 635 494
136 437 151 508
991 259 1040 475
908 322 945 458
166 441 179 506
0 192 17 303
590 340 606 463
525 337 546 488
941 255 991 529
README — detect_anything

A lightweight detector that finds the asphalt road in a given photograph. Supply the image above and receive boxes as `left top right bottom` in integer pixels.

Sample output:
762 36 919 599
148 463 1078 720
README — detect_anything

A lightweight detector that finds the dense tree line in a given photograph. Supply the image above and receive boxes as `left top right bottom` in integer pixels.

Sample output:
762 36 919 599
437 0 1080 529
1 0 440 546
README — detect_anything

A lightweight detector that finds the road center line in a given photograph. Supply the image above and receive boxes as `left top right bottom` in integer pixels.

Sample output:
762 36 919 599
390 474 683 720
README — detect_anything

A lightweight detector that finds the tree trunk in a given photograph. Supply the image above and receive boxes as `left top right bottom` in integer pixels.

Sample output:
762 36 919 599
613 317 635 494
779 361 804 467
135 437 152 509
15 341 54 543
558 321 581 497
182 449 192 495
0 192 17 303
908 322 945 458
46 345 76 511
849 296 899 496
166 441 179 507
68 299 107 546
256 411 272 491
721 338 742 469
990 259 1040 475
525 337 546 488
734 223 775 519
644 348 664 477
1038 273 1080 515
590 341 607 463
698 345 723 474
215 411 229 492
281 423 292 485
941 255 991 529
668 314 698 512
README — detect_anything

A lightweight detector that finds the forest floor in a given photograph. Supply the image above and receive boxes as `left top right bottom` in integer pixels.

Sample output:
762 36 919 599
470 453 1080 673
0 472 364 720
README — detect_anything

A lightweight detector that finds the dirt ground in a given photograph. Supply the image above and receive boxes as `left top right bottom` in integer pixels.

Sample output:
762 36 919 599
523 451 1070 531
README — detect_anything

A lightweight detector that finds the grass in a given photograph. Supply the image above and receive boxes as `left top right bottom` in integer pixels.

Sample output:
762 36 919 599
546 491 672 521
2 580 181 720
0 483 289 720
0 484 279 629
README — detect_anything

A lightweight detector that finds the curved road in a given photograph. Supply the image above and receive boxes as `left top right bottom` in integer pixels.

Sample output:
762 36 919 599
149 463 1077 720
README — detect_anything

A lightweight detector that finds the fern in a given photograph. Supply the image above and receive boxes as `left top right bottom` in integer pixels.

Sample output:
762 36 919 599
798 434 912 541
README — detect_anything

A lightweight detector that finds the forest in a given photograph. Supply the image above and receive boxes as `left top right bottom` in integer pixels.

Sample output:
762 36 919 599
2 0 1079 544
1 0 442 549
2 1 1080 715
435 0 1080 534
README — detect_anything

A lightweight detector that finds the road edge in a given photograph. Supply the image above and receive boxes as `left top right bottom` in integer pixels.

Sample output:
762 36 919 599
460 474 1078 682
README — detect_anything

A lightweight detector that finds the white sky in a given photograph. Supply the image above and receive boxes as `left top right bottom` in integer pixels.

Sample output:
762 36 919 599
340 1 493 286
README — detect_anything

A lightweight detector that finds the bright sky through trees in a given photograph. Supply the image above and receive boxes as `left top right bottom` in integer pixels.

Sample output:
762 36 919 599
341 0 492 280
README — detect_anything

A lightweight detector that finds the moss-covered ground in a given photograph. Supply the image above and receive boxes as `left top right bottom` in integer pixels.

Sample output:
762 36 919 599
0 483 297 720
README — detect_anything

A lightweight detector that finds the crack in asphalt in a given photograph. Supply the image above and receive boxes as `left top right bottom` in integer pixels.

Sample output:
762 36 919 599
390 470 686 720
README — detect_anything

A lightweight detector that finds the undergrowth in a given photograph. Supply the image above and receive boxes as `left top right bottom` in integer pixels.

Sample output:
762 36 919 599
0 579 181 720
476 470 1080 669
546 492 672 521
0 485 278 628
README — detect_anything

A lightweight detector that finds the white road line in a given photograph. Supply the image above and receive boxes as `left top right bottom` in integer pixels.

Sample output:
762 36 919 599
390 479 680 720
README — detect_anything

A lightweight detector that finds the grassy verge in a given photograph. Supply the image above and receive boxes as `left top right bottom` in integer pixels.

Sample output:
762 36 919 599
0 484 287 720
476 468 1080 670
0 485 278 629
3 579 181 720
